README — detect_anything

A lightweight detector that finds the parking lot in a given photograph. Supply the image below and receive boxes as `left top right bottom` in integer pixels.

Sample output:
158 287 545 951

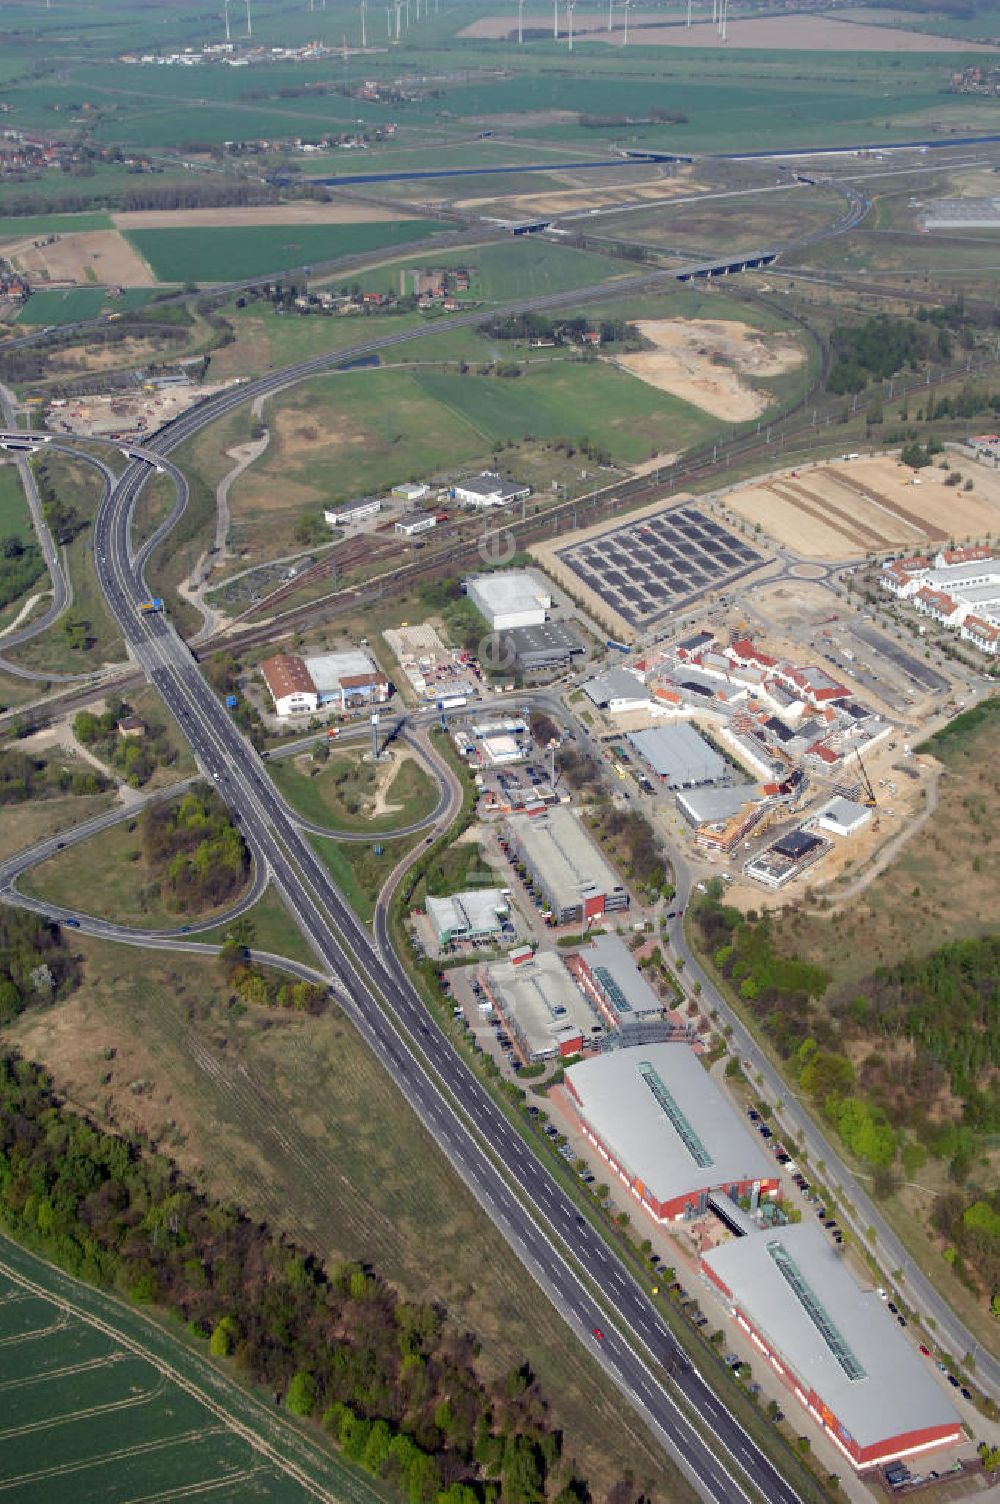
556 504 764 629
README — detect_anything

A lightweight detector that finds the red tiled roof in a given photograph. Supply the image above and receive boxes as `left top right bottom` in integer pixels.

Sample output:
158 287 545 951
260 653 316 699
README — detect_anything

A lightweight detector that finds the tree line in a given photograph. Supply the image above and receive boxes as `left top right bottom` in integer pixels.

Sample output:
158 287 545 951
827 313 958 396
0 1052 596 1504
74 700 180 790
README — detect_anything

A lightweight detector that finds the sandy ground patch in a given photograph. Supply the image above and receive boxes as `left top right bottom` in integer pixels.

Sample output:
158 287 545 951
11 229 154 287
112 203 416 230
725 453 1000 560
46 335 177 374
615 319 804 422
459 10 997 46
457 174 703 216
531 491 698 642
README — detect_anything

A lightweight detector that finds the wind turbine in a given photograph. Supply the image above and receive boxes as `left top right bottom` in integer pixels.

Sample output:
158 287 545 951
361 0 367 46
567 0 574 51
622 0 631 45
224 0 231 41
686 0 692 26
553 0 558 38
245 0 252 36
518 0 524 43
608 0 613 32
719 0 727 41
386 5 392 38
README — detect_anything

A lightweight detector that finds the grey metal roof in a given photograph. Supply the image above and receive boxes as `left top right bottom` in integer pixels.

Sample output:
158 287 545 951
507 806 625 911
676 783 756 826
566 1043 774 1206
628 723 728 787
582 668 650 706
704 1224 962 1450
502 621 584 668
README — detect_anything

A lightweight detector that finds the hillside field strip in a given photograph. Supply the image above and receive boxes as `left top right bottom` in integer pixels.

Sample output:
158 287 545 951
0 1236 385 1504
723 454 1000 559
457 10 999 48
123 220 449 285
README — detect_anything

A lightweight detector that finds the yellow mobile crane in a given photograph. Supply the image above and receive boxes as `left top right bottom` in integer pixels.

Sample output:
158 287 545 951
855 748 880 831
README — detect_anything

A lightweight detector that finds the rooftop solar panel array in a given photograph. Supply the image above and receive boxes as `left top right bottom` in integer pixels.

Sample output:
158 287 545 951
557 506 762 627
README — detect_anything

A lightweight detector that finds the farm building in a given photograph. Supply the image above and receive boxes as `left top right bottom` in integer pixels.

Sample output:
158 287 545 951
425 889 510 947
392 482 430 501
503 805 629 926
483 949 601 1061
627 723 728 788
702 1224 963 1471
465 571 551 632
452 471 531 510
260 653 318 717
565 1043 778 1222
568 932 663 1028
305 649 389 709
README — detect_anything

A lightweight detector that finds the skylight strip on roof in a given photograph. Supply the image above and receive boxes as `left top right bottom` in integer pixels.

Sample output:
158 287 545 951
637 1059 713 1168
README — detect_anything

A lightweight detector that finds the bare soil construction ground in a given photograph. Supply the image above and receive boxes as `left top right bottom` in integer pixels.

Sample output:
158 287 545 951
615 318 804 422
724 454 1000 559
112 204 418 230
458 10 997 46
456 172 703 217
47 380 236 439
11 229 154 288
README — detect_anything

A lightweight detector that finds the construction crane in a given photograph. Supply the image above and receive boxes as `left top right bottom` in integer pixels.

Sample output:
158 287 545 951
855 748 880 831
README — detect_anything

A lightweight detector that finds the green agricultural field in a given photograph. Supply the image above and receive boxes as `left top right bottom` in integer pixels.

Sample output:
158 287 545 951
16 287 155 326
125 219 448 284
0 211 113 244
270 747 438 834
0 1237 384 1504
344 237 629 303
410 360 716 462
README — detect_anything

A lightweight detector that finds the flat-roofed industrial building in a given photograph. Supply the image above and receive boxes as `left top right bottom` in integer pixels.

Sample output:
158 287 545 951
465 570 552 632
425 889 510 946
628 722 728 788
483 949 602 1060
702 1223 963 1471
565 1043 778 1222
570 932 663 1028
504 805 629 925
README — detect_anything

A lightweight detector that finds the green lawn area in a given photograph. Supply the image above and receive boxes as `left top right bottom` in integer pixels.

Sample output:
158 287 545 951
270 747 438 834
309 830 421 925
0 210 113 244
5 452 126 674
16 287 156 325
0 462 32 545
198 883 316 967
125 219 449 284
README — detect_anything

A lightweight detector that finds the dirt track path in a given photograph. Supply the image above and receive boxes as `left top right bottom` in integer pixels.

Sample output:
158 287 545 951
811 761 940 913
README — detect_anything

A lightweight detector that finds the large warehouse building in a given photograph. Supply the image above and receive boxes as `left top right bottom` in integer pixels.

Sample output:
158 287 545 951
465 571 552 632
260 649 389 717
565 1043 778 1222
628 723 728 789
483 950 602 1060
503 806 629 925
702 1224 963 1471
